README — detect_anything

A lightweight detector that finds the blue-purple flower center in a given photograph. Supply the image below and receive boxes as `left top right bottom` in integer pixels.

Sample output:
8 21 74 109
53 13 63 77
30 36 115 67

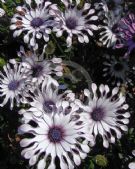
31 17 44 28
8 80 20 91
66 17 78 30
32 64 43 77
43 100 56 113
48 126 63 143
91 107 105 121
113 63 124 71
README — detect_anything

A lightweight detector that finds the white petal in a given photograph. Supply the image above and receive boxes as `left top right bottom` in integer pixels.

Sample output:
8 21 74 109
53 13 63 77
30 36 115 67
29 155 37 166
73 153 81 166
66 36 72 47
78 35 84 43
132 150 135 156
84 89 90 97
129 162 135 169
91 83 97 93
52 58 62 63
24 34 29 43
90 16 98 21
81 144 90 153
56 30 63 37
37 159 46 169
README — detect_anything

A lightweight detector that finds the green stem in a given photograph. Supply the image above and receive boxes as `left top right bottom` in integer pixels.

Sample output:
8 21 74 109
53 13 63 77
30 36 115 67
51 33 65 55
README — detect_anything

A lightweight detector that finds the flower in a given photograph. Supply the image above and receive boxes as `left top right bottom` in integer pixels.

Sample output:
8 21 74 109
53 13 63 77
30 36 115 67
20 76 75 116
76 83 130 148
50 0 99 47
10 0 57 50
98 2 118 48
99 25 118 48
103 55 134 86
18 103 94 169
129 150 135 169
116 13 135 57
0 59 29 109
18 46 63 85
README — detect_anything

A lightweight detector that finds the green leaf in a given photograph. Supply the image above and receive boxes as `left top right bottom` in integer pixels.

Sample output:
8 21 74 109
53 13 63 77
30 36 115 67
89 160 95 169
45 41 56 55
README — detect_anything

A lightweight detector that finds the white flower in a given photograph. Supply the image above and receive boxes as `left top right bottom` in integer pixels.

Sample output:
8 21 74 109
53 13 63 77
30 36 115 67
50 0 98 47
129 150 135 169
10 0 57 50
76 83 130 148
18 103 94 169
20 76 75 116
18 46 63 85
98 2 118 48
0 59 29 109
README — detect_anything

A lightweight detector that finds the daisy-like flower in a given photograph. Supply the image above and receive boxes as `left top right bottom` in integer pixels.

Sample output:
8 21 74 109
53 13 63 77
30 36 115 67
103 55 134 86
76 83 130 148
50 0 99 47
99 25 118 48
18 46 63 85
116 13 135 57
20 76 75 116
18 102 94 169
129 150 135 169
0 59 30 110
10 0 57 50
98 3 118 48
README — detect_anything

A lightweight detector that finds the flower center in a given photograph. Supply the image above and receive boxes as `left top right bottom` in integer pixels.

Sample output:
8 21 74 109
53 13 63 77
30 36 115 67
8 80 20 91
113 63 124 72
43 100 56 113
32 65 43 77
31 17 44 28
66 17 78 30
48 126 63 143
91 107 105 121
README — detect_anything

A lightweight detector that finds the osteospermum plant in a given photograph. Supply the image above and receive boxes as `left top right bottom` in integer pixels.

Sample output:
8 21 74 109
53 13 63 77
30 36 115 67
19 112 93 169
19 76 76 116
75 83 130 148
50 0 101 47
0 59 31 109
18 46 63 85
10 0 58 50
0 0 135 169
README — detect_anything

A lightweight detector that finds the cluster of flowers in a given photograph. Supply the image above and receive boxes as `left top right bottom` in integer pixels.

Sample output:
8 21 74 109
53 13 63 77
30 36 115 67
0 0 135 168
